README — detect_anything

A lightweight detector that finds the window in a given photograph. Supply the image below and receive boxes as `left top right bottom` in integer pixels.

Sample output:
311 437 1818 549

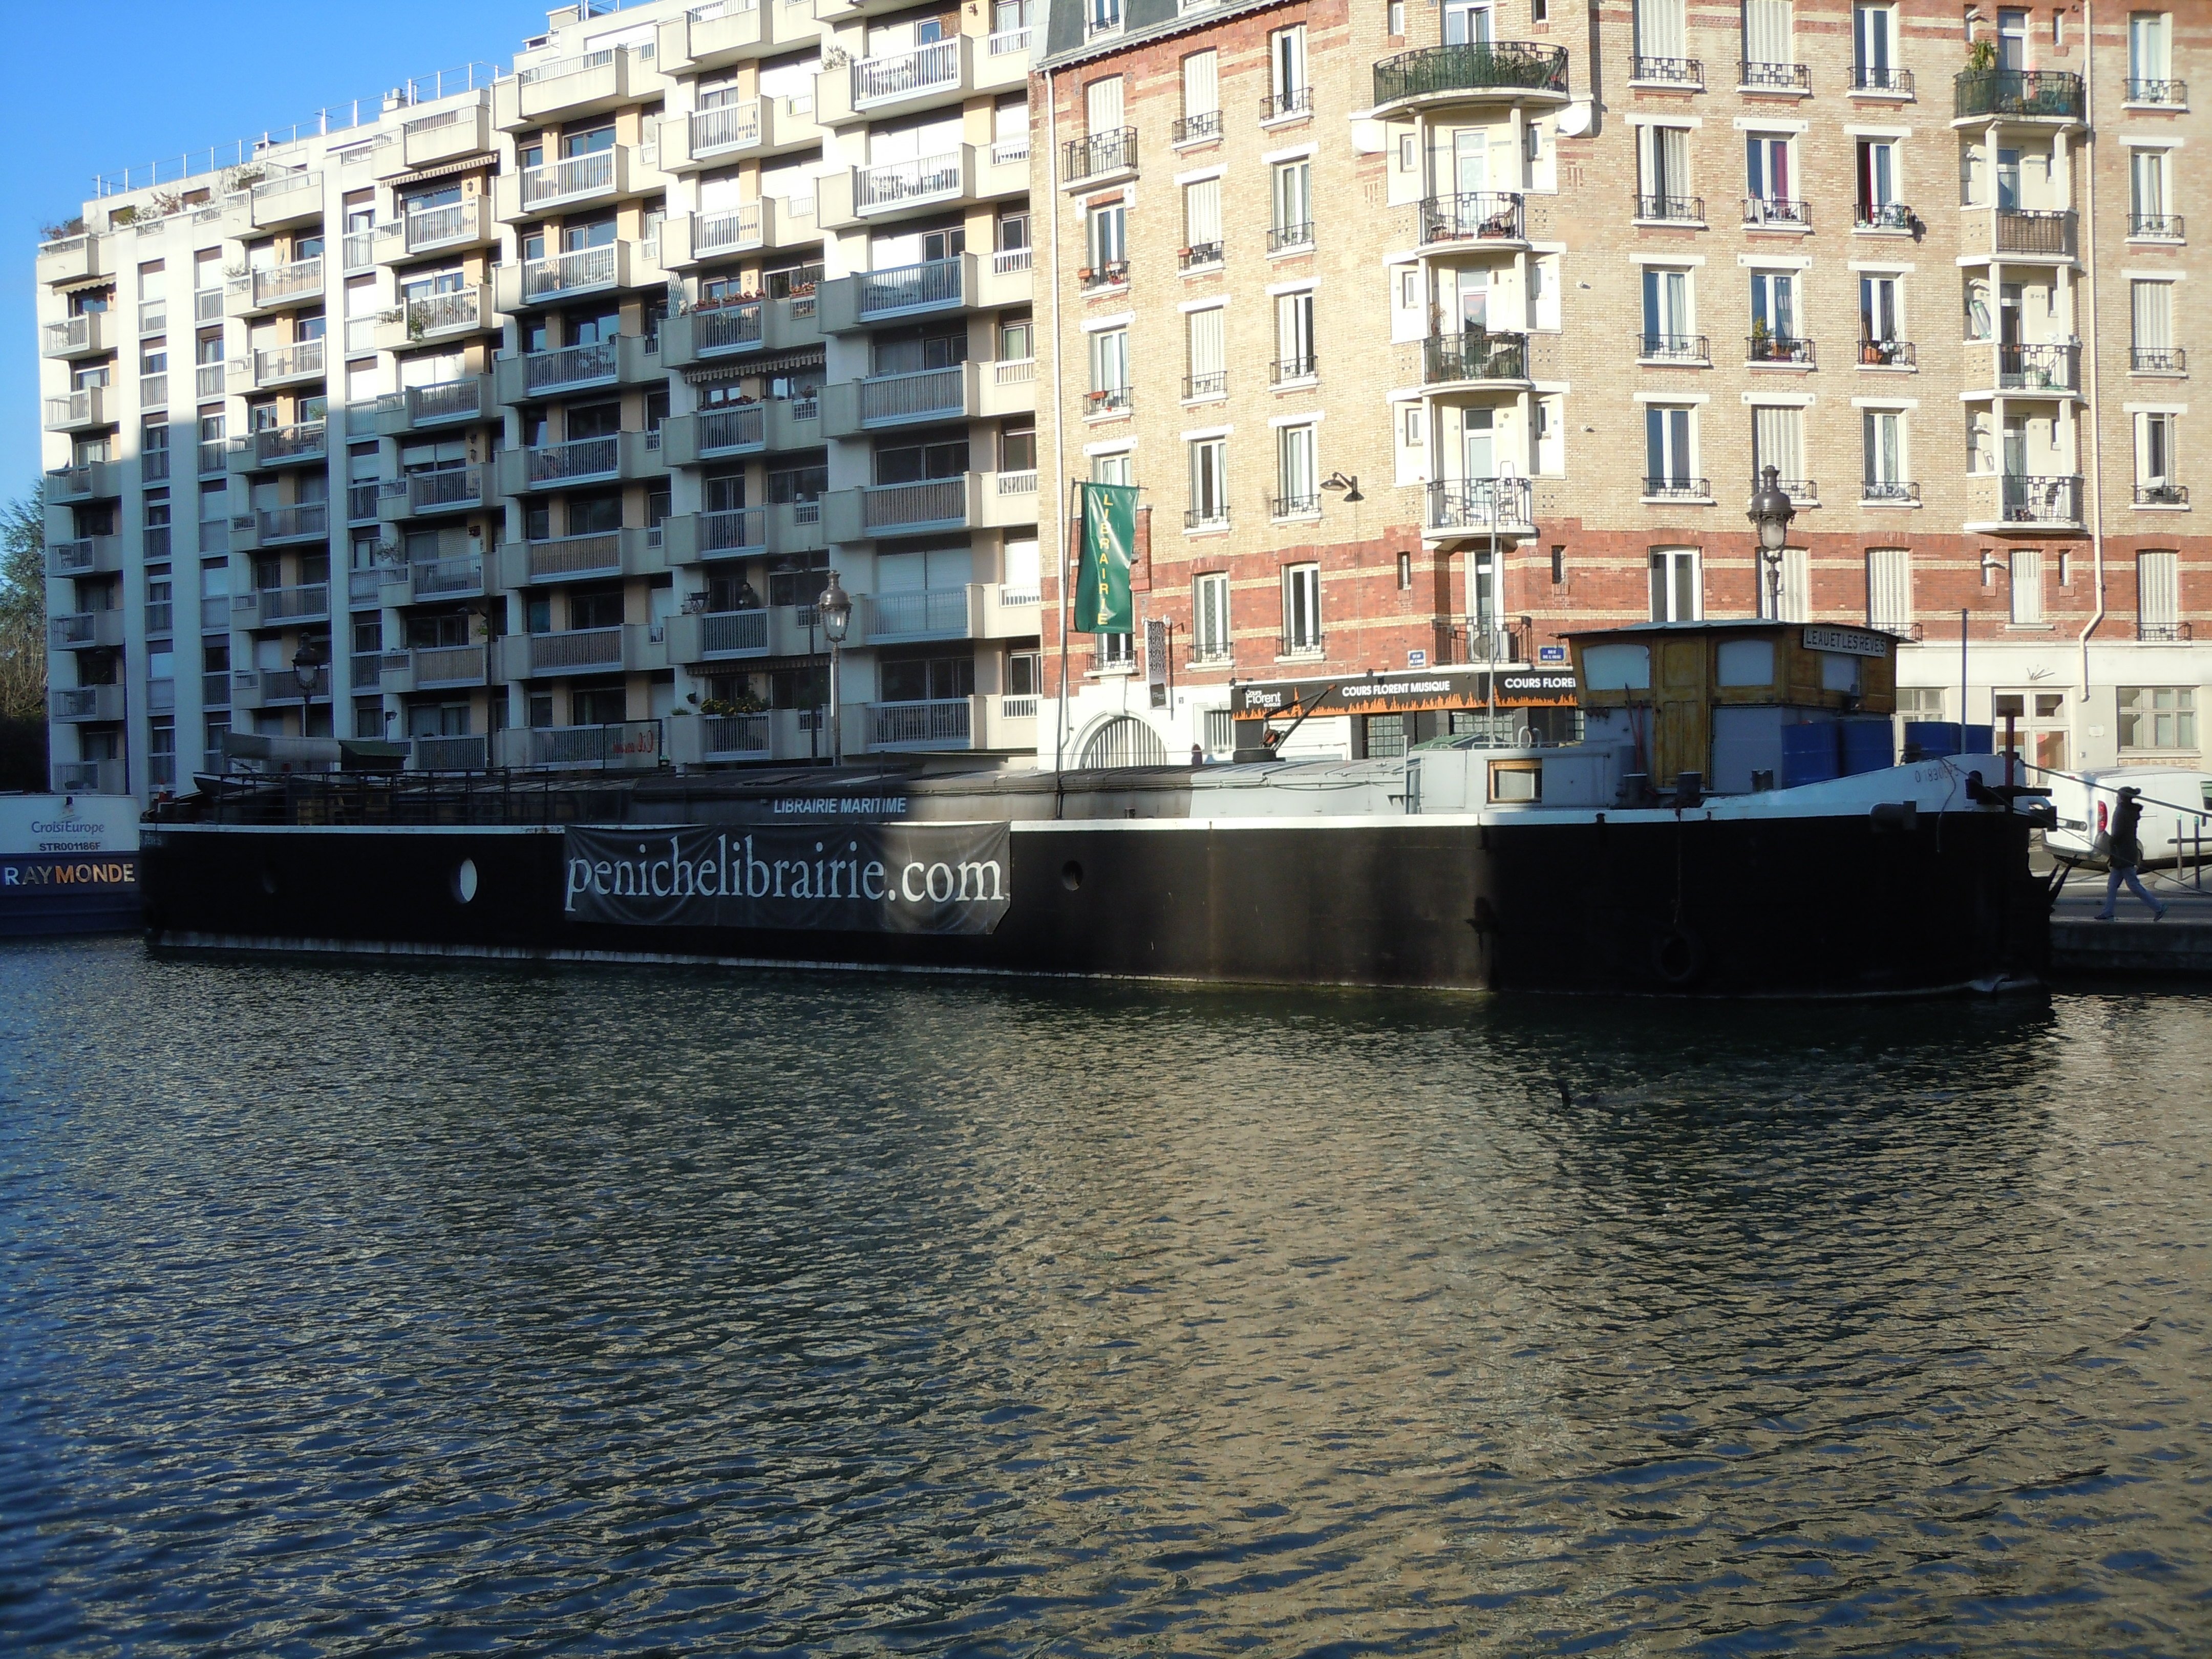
1085 200 1126 278
2132 279 2177 371
1856 139 1903 227
998 313 1032 363
1641 266 1695 357
2119 686 2196 749
1996 7 2028 71
2130 12 2176 99
999 418 1036 475
1751 406 1804 496
1195 571 1231 660
1854 4 1899 88
1745 132 1800 222
1867 547 1912 631
1283 563 1322 652
1650 547 1701 621
2137 550 2181 640
1088 327 1130 414
1400 550 1416 589
1639 124 1693 217
1274 291 1316 381
1098 630 1134 668
1645 405 1697 495
1965 277 1994 341
1275 424 1318 517
1178 50 1220 142
1634 0 1688 74
2136 412 2181 502
1188 437 1228 527
2009 548 2045 624
1182 178 1222 264
2130 147 2178 236
1084 75 1124 133
1742 0 1796 79
1860 274 1904 358
1388 0 1406 34
1270 160 1313 250
1749 269 1801 357
1863 408 1909 500
1443 0 1494 45
1185 307 1225 399
1269 26 1308 111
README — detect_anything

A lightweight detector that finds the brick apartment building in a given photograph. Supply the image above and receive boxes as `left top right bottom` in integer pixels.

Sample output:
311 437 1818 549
1034 0 2207 775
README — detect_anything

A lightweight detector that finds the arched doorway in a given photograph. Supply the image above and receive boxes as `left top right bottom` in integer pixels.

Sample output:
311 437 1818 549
1077 716 1168 768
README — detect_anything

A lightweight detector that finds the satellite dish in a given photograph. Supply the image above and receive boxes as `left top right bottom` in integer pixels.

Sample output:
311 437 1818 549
1556 101 1594 137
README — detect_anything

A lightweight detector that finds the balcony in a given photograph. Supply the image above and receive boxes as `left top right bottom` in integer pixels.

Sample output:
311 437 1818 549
402 198 493 257
229 420 329 473
41 313 114 359
1634 194 1705 224
1062 127 1137 186
2129 211 2185 241
688 713 773 762
44 388 112 431
668 99 778 170
664 403 765 464
497 46 645 127
500 241 655 310
1642 476 1712 502
1261 87 1315 122
1629 56 1703 88
1990 341 2080 393
1278 633 1326 662
1862 480 1921 505
2135 483 2189 507
1636 333 1710 365
1968 473 2084 529
1737 60 1810 93
1179 242 1223 272
248 339 326 390
384 555 486 605
1856 337 1917 369
248 171 324 230
826 476 979 539
379 465 486 521
497 720 665 770
1421 330 1529 385
821 364 978 436
50 681 125 726
1953 69 2085 123
410 734 490 772
2126 78 2187 107
661 203 782 266
1743 196 1810 229
1748 333 1815 367
668 607 772 665
226 257 324 318
498 432 654 494
46 536 124 578
1417 191 1525 245
867 698 971 751
232 583 331 629
849 37 961 113
498 146 645 219
832 151 969 225
1080 259 1131 291
2131 347 2187 375
1852 64 1915 96
53 759 126 794
496 334 658 402
1856 201 1916 232
1423 476 1535 536
44 460 123 504
658 0 804 71
1370 44 1568 114
768 499 829 557
1084 386 1132 418
663 508 769 564
388 101 493 172
817 256 974 330
37 233 107 288
376 374 493 434
495 627 667 682
381 645 488 693
500 528 664 586
236 502 330 551
1173 110 1224 145
1990 208 2077 258
869 587 970 643
50 611 126 651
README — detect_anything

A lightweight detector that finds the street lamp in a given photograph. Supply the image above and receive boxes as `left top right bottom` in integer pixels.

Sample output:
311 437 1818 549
1747 464 1796 620
817 570 853 768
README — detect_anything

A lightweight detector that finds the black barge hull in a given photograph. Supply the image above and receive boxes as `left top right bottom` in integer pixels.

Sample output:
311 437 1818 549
144 812 2047 997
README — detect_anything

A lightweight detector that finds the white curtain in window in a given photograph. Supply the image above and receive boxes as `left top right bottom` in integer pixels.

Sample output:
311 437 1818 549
1085 76 1124 131
1187 307 1225 376
1637 0 1686 59
1867 547 1911 631
2133 280 2173 349
1743 0 1792 63
1753 405 1803 482
1185 178 1222 246
1181 51 1218 117
2139 550 2179 628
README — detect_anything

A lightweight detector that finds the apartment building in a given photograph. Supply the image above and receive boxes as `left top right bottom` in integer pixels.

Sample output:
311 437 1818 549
33 0 1044 800
1036 0 2208 775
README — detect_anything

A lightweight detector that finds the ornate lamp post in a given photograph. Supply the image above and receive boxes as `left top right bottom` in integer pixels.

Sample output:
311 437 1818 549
817 570 853 768
1747 465 1797 620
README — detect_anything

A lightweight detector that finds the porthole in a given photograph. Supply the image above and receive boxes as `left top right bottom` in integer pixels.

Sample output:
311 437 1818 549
1061 860 1084 891
451 858 479 904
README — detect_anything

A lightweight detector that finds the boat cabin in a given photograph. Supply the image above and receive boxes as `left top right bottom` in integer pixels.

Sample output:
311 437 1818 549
1564 620 1899 797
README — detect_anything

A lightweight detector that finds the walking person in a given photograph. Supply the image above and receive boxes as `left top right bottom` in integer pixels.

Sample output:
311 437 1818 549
2096 785 2169 921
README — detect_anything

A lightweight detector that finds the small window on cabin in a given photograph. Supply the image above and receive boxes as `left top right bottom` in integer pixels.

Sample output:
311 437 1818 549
1821 652 1864 694
1490 760 1543 802
1716 639 1775 686
1583 642 1652 690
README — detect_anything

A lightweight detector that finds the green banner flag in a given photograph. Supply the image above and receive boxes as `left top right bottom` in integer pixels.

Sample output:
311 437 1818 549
1073 482 1136 634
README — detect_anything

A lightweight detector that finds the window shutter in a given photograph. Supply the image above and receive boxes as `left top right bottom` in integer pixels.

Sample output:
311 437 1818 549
2133 279 2172 349
1185 177 1222 246
1181 52 1217 119
1637 0 1686 59
2138 550 2179 629
1085 76 1124 131
1744 0 1792 63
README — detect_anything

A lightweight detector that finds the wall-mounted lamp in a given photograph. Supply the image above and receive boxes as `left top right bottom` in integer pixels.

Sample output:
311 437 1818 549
1321 471 1364 503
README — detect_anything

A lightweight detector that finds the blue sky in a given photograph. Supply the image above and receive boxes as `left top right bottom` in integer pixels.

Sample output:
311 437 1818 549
3 0 544 513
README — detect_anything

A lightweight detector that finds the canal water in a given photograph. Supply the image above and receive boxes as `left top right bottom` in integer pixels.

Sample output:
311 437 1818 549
2 940 2206 1655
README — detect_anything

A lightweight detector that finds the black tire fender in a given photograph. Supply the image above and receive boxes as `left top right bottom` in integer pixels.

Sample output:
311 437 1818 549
1654 926 1705 987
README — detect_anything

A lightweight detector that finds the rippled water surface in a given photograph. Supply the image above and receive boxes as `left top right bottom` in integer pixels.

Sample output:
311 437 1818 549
3 940 2209 1655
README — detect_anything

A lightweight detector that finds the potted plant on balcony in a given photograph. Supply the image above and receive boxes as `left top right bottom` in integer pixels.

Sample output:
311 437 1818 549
1751 317 1773 360
1966 38 1997 72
